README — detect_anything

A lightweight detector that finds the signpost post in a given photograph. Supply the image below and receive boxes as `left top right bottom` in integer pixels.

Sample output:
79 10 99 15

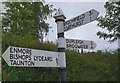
66 38 97 50
64 9 99 32
2 46 66 67
54 8 67 82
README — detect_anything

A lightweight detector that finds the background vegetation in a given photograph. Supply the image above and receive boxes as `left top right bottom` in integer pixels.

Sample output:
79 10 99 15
97 1 120 42
2 34 118 81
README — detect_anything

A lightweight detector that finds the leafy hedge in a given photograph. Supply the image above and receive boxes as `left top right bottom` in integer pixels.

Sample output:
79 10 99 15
2 34 118 81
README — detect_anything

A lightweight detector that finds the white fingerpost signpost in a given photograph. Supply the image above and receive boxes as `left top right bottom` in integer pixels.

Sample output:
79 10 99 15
2 46 66 67
2 7 99 82
54 8 67 82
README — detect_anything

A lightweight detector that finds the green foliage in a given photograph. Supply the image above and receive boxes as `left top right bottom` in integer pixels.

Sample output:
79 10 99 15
66 51 118 81
2 33 57 53
2 34 118 81
2 1 56 40
97 1 120 42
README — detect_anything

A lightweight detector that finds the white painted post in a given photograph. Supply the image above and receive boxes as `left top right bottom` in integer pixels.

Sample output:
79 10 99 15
54 8 67 82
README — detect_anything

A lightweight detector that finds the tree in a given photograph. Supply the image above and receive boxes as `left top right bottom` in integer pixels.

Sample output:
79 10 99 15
2 1 56 41
97 1 120 42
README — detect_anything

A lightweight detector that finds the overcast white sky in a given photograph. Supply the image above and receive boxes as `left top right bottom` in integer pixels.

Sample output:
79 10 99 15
45 1 118 51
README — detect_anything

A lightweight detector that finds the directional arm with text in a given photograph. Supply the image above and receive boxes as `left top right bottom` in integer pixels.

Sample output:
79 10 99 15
66 38 97 50
64 9 99 32
2 46 66 67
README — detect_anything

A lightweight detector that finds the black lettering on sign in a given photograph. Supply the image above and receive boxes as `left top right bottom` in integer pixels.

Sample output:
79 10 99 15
64 13 85 31
10 54 13 59
89 10 93 16
66 39 69 43
10 60 35 66
47 57 53 62
56 58 59 66
90 41 93 49
10 47 14 53
66 39 84 44
34 56 38 61
10 47 32 61
82 14 85 19
66 43 88 49
80 20 83 26
66 44 70 49
10 47 32 55
91 46 93 49
90 41 93 45
10 53 31 60
10 54 19 60
34 56 53 62
89 10 93 21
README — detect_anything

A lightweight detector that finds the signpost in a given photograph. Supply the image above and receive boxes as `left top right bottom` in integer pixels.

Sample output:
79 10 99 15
2 46 66 67
66 38 97 50
64 9 99 32
1 8 99 82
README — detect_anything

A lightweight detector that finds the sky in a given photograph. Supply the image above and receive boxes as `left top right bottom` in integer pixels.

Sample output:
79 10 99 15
45 1 118 52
